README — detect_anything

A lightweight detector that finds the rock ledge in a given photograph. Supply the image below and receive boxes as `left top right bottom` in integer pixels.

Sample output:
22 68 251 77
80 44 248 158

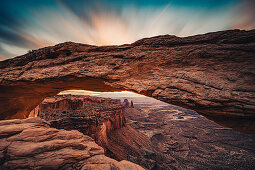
0 117 144 170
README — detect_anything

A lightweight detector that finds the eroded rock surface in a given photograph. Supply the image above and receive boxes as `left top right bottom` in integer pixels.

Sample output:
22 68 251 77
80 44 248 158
32 95 172 169
0 29 255 133
123 97 255 169
0 117 144 170
34 95 125 137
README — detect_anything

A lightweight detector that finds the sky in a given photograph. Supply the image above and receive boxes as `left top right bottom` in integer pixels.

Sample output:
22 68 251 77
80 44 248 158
0 0 254 60
58 90 166 104
59 90 145 98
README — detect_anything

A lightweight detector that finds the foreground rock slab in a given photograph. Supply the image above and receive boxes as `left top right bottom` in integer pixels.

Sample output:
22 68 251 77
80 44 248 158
0 29 255 133
0 117 144 170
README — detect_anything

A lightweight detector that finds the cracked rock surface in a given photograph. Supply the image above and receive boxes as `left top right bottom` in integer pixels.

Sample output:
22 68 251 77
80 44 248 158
0 117 144 170
0 29 255 133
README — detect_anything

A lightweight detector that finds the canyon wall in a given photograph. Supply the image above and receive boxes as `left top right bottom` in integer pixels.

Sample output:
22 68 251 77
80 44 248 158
32 95 172 169
34 95 126 136
0 29 255 133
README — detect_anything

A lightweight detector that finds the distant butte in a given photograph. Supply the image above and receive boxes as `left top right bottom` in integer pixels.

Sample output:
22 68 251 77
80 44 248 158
0 29 255 134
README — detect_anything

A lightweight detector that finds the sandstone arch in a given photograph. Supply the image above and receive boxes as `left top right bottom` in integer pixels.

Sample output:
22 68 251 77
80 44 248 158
0 29 255 133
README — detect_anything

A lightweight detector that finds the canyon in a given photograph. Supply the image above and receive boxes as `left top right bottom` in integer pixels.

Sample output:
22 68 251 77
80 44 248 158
0 29 255 169
0 29 255 134
28 95 173 169
12 93 255 169
122 95 255 169
0 117 144 170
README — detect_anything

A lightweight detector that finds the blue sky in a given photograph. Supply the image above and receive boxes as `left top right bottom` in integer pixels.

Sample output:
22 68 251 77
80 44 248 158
0 0 254 60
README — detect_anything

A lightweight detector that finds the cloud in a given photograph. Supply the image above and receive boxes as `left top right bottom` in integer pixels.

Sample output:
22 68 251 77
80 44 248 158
0 45 14 60
232 0 255 30
0 0 254 60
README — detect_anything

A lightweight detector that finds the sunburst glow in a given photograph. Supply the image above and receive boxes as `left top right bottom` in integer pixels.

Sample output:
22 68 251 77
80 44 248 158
0 0 254 59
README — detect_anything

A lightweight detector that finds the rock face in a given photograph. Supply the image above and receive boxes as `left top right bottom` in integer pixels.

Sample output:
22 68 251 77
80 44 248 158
32 95 172 169
0 29 255 133
0 117 144 170
34 95 125 137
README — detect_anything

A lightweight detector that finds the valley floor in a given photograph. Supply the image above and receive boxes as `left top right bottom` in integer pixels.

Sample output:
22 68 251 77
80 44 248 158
124 98 255 169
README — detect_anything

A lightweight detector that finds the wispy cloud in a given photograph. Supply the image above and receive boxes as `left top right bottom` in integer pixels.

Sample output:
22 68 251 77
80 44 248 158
0 0 253 60
232 0 255 29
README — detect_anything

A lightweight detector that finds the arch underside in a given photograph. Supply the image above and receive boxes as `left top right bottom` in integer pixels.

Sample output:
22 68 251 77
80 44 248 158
0 29 255 134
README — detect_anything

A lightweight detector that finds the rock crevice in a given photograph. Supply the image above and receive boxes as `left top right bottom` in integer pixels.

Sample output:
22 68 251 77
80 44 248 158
0 117 144 170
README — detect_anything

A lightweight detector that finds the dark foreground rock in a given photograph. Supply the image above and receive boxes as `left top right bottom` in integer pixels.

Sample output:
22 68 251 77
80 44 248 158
0 117 144 170
0 29 255 134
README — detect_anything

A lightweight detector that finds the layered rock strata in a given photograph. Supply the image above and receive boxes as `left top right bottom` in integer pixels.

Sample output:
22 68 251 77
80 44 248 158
32 95 173 169
0 29 255 133
34 95 126 138
0 117 144 170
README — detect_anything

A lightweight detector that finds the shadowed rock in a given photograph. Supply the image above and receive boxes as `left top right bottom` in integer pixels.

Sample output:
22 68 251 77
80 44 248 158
0 117 144 170
0 29 255 133
32 95 173 169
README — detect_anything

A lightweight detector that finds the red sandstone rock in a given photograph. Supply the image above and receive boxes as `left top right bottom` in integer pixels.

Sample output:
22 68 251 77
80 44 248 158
0 117 144 170
0 29 255 133
33 95 171 169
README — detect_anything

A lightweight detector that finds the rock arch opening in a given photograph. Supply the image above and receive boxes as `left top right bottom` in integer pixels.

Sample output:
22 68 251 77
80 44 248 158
0 77 124 120
29 89 183 169
1 75 254 135
26 89 255 169
1 30 255 169
0 30 255 133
